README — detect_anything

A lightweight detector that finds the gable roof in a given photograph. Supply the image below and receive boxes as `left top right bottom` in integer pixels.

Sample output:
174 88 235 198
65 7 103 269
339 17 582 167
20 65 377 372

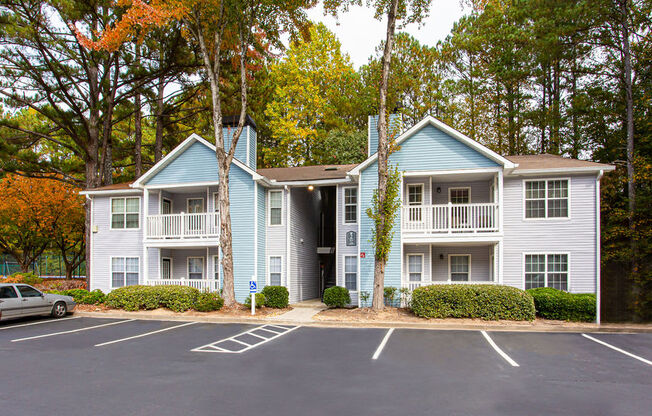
506 154 614 174
349 116 517 175
258 164 358 182
132 133 260 188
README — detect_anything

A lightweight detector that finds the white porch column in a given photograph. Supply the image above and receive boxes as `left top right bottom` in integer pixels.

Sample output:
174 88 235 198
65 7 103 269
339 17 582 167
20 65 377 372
143 189 149 284
497 170 504 232
498 240 504 284
493 243 499 283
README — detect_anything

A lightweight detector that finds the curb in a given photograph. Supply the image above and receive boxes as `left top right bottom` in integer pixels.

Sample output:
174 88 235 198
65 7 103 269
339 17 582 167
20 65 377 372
74 311 652 334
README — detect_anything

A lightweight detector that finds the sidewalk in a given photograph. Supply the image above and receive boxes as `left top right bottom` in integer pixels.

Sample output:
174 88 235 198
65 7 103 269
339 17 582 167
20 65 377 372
74 307 652 333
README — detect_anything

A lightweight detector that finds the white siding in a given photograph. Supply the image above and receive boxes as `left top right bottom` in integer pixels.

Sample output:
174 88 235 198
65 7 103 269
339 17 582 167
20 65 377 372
337 184 359 305
289 187 320 302
502 174 597 293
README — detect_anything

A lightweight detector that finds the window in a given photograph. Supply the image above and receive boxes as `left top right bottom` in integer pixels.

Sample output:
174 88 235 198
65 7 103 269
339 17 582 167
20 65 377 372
269 191 282 225
525 179 569 219
187 198 204 213
112 257 139 287
449 187 470 204
269 256 282 286
407 184 424 222
525 254 568 290
449 255 470 281
111 197 140 229
213 193 220 213
161 258 171 279
408 255 423 282
0 286 18 299
344 188 357 224
17 285 42 297
344 256 357 290
161 198 172 215
188 257 204 280
213 256 220 281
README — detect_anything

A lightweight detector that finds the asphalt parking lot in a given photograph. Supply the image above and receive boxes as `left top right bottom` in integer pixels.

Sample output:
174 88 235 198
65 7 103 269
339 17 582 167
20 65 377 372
1 316 650 416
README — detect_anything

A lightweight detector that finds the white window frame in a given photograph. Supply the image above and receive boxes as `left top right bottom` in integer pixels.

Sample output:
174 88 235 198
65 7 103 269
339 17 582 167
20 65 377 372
268 255 283 286
406 253 424 282
186 198 204 213
268 190 283 226
161 257 173 279
523 178 571 220
109 197 141 230
212 192 220 213
343 255 358 291
187 257 204 280
448 254 472 282
522 252 571 291
213 255 220 283
161 197 173 215
343 186 358 225
448 187 471 204
110 256 140 288
407 183 424 206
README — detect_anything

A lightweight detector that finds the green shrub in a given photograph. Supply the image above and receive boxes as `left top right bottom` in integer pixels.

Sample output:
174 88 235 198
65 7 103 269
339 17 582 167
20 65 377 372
323 286 351 308
527 287 596 322
195 292 224 312
79 289 106 305
261 286 289 308
384 286 398 306
244 293 266 308
105 285 200 312
5 272 43 286
411 284 536 321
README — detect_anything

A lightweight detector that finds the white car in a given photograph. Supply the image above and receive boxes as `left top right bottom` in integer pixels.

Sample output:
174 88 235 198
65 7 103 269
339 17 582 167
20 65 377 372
0 283 76 321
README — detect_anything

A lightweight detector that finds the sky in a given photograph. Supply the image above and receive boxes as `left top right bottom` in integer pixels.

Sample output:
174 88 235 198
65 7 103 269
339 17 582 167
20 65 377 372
306 2 470 68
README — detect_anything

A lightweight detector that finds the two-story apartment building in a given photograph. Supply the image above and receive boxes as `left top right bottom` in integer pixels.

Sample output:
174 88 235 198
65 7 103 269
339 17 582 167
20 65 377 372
82 115 613 312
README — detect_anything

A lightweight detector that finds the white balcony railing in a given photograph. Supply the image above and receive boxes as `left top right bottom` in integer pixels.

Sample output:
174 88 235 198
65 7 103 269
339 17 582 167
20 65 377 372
146 212 220 240
146 278 220 292
402 203 499 234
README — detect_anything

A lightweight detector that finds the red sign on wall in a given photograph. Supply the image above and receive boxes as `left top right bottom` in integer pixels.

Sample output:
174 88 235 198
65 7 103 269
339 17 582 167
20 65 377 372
360 252 366 258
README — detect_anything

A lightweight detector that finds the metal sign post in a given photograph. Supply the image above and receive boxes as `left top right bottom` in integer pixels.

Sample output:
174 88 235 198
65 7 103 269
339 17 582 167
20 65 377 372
249 278 257 316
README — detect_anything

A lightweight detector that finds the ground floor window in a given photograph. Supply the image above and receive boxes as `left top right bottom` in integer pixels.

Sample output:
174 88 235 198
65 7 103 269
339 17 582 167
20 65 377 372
112 257 139 287
188 257 204 280
344 256 357 290
525 254 568 290
408 254 423 282
269 256 282 286
449 255 470 281
213 255 220 281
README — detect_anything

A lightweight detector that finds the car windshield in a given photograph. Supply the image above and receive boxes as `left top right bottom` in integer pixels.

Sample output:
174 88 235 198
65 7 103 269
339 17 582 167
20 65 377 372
17 285 42 298
0 286 18 299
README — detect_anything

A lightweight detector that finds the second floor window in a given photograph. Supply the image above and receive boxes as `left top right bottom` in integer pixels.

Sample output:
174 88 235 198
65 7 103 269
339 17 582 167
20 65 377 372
111 197 139 229
525 179 569 219
269 191 282 225
344 187 357 224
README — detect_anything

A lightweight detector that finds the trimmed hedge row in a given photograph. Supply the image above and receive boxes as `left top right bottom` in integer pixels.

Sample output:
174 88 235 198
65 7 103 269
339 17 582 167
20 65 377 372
105 285 222 312
47 289 106 305
527 287 596 322
411 284 536 321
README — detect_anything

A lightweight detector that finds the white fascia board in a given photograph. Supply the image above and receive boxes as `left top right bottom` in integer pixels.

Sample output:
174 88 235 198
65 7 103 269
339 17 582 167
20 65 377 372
507 166 616 176
402 167 502 177
349 116 516 175
80 188 142 196
263 178 354 187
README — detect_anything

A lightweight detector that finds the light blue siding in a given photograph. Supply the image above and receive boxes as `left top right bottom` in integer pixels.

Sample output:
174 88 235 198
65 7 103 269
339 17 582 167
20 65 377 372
249 128 257 170
257 183 266 290
147 141 218 185
225 126 256 170
368 114 403 157
229 163 256 302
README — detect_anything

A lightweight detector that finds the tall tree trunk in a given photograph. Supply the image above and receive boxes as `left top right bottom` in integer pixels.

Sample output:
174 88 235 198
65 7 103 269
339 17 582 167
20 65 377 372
372 0 400 311
134 44 143 178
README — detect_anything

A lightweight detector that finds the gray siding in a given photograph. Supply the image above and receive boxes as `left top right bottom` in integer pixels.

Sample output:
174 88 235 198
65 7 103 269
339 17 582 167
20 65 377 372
502 174 598 293
403 177 492 205
265 188 287 286
336 184 359 305
289 188 320 302
430 245 492 281
90 193 144 293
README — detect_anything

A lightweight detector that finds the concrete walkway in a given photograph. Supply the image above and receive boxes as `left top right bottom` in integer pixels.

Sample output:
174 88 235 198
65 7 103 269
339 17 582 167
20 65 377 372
269 298 327 323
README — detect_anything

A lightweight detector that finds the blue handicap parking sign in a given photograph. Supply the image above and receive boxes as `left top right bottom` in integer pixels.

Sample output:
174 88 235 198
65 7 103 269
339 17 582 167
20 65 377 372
249 281 257 293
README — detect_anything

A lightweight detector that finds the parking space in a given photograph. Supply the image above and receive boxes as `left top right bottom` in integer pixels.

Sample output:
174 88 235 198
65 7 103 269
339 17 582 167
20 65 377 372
0 317 650 416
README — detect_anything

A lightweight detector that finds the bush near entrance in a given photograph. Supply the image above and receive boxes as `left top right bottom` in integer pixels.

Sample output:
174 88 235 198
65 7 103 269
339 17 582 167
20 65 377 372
527 287 596 322
244 293 266 308
323 286 350 308
105 285 200 312
261 286 289 308
411 284 536 321
195 291 225 312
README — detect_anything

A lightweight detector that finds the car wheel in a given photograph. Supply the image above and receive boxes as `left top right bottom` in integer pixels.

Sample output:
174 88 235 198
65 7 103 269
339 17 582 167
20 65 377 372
51 302 67 318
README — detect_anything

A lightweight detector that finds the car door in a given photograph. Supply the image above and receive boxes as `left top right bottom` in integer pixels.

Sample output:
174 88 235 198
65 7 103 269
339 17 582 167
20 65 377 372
15 285 51 316
0 286 23 319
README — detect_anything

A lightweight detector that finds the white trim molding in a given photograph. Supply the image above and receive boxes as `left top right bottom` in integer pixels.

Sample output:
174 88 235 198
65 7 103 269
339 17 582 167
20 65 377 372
448 254 472 282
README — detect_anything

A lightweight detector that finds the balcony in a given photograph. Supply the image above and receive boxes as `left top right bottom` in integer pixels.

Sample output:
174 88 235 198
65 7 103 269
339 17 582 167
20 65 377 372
402 203 500 235
146 212 220 240
145 278 220 292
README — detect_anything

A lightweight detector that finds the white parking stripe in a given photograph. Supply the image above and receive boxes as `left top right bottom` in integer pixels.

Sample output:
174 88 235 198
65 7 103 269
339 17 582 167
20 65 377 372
481 331 519 367
582 334 652 366
94 322 197 347
11 319 135 342
0 316 80 330
372 328 394 360
192 325 300 353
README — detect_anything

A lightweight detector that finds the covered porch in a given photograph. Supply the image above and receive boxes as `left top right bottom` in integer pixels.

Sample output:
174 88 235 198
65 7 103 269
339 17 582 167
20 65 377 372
402 242 502 291
144 246 221 292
